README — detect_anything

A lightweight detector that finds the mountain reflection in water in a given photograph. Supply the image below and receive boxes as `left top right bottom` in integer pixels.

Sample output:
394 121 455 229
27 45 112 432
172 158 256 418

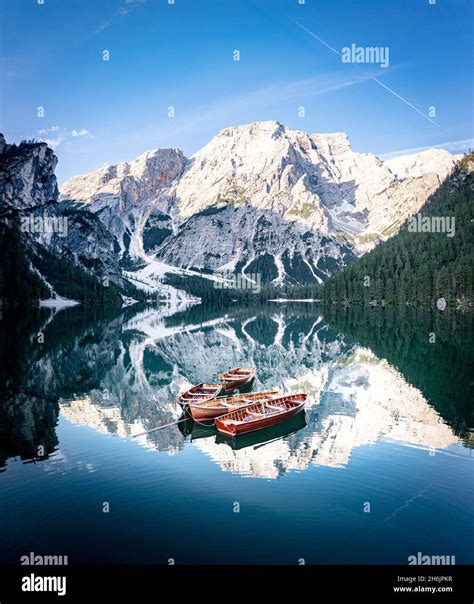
1 303 472 479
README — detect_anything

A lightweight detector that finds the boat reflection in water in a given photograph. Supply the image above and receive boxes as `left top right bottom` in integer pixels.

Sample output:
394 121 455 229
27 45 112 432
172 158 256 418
1 303 472 566
216 410 307 451
179 409 308 451
178 414 217 441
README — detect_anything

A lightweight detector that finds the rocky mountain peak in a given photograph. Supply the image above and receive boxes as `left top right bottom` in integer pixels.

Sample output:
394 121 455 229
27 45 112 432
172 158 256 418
385 148 461 180
311 131 352 156
56 122 461 287
173 122 459 245
0 133 7 154
0 137 59 213
217 120 285 139
60 147 186 209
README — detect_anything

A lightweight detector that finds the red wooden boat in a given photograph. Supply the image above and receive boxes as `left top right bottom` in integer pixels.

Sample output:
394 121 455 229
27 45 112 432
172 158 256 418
189 390 280 421
215 393 307 436
178 383 222 408
218 367 255 392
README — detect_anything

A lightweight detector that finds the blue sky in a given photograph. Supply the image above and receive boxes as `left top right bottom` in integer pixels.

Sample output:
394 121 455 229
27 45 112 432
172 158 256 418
1 0 472 182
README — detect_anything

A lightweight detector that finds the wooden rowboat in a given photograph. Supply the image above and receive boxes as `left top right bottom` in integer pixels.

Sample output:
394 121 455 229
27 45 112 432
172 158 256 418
189 390 280 421
178 383 222 408
216 410 307 451
215 393 307 437
218 367 256 392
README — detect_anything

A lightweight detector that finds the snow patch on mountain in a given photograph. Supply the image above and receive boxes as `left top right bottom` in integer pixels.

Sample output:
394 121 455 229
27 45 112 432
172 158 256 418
55 308 459 479
59 121 461 285
60 147 186 255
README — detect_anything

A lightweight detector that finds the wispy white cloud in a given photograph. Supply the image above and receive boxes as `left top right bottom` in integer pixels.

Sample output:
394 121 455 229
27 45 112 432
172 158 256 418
71 128 92 138
96 0 147 34
42 137 63 150
201 72 374 117
36 126 94 149
379 138 474 159
145 70 377 145
120 0 147 16
37 126 60 135
95 21 112 35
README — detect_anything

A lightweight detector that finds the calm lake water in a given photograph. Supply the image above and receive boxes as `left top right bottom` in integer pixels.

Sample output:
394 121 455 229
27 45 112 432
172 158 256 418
1 302 473 564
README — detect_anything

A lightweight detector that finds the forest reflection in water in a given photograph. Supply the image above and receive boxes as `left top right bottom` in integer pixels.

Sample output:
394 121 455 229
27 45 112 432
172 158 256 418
1 302 472 477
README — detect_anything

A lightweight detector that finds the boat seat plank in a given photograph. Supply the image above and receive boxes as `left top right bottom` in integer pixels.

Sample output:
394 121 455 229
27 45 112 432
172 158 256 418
266 403 286 411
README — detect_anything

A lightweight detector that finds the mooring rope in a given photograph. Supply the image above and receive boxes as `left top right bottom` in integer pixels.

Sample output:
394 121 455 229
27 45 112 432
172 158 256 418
132 416 188 437
132 408 216 437
191 416 216 427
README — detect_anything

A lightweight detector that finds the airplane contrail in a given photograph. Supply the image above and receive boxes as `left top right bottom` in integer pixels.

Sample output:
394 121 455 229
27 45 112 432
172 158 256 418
289 17 439 126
